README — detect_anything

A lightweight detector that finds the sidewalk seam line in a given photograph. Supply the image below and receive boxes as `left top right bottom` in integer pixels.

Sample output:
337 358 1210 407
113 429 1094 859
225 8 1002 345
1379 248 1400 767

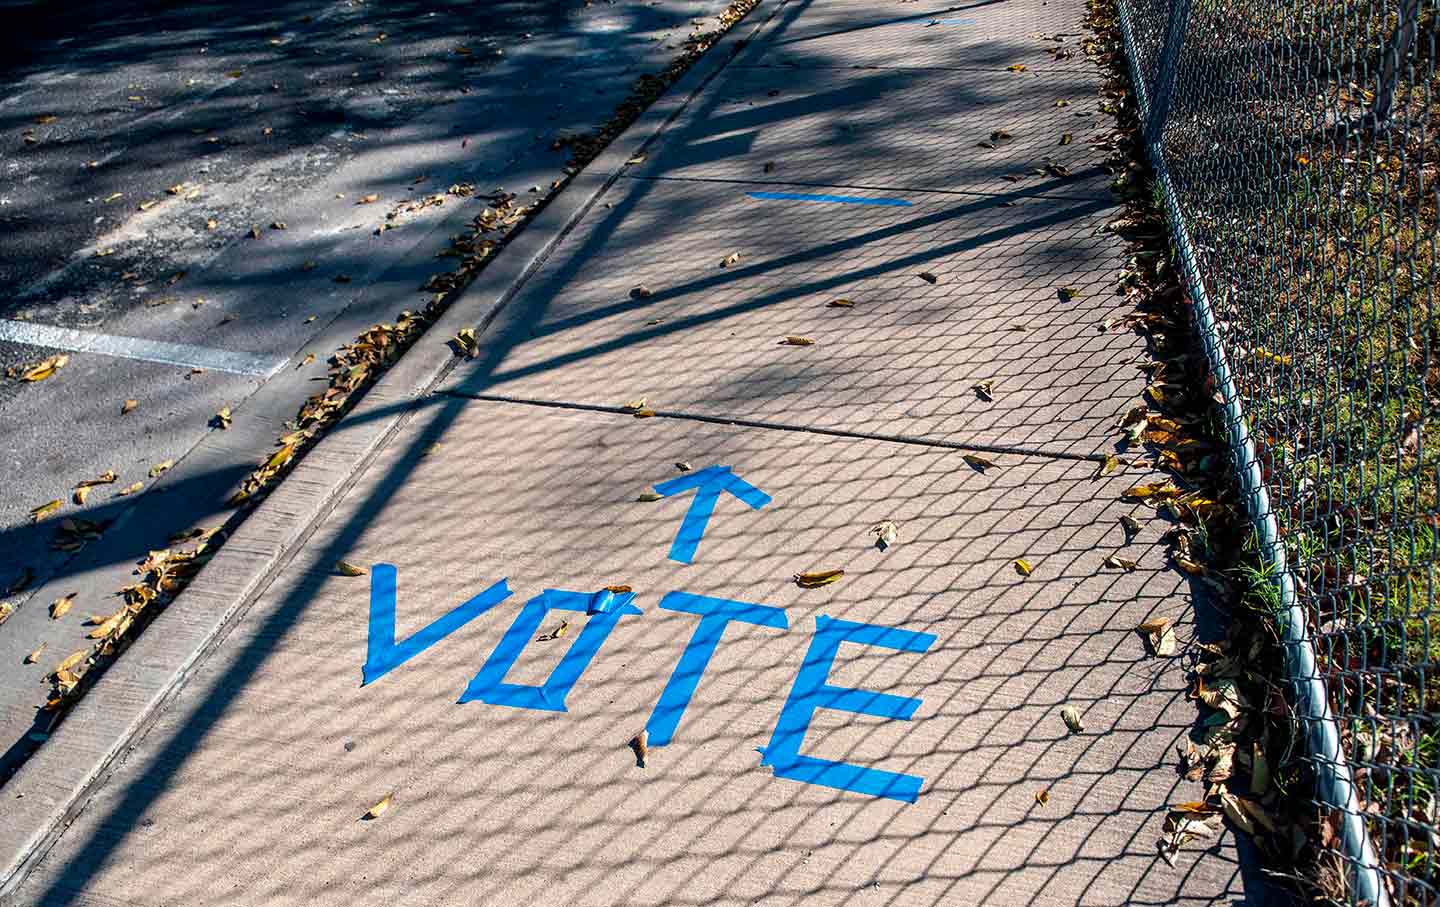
622 173 1115 204
437 390 1110 463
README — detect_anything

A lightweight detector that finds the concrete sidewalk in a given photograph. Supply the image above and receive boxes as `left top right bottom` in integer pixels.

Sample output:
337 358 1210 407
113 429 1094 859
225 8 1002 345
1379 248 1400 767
4 0 1264 903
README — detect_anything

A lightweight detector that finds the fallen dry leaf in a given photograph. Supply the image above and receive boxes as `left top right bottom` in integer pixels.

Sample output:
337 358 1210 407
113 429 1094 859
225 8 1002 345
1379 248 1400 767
362 793 393 820
795 569 844 588
452 327 479 358
1057 286 1081 302
621 397 648 413
1007 63 1028 72
20 354 70 382
1061 705 1085 733
780 336 815 346
1097 453 1120 477
636 491 663 503
149 460 173 478
1137 616 1177 656
117 481 144 496
50 593 76 620
1119 514 1141 536
121 399 138 415
827 298 856 308
31 499 63 522
871 520 899 551
963 453 999 471
631 729 649 768
1059 133 1073 146
973 380 994 402
336 561 367 577
1035 789 1051 806
918 271 942 285
24 642 46 664
358 194 379 205
720 252 742 268
1014 558 1034 576
1103 554 1138 572
214 405 232 429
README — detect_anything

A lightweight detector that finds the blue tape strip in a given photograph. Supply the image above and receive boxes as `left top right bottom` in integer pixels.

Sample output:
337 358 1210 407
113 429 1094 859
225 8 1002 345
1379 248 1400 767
645 592 788 746
655 465 772 564
361 564 512 687
459 588 641 711
760 615 937 803
747 191 913 207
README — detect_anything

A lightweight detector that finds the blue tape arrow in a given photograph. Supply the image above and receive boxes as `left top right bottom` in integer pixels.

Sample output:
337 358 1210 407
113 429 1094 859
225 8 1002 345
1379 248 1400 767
653 465 771 564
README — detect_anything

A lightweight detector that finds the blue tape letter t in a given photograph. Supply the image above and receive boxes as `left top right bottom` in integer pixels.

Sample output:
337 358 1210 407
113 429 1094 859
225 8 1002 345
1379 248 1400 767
644 592 788 746
653 465 771 564
760 616 937 803
459 589 641 711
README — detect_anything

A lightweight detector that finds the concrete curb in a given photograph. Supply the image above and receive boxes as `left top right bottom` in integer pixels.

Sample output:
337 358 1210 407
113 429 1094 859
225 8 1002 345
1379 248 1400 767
0 2 788 898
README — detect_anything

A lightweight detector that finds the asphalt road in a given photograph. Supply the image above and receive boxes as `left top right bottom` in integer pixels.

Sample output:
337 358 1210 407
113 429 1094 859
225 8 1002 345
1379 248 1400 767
0 0 734 780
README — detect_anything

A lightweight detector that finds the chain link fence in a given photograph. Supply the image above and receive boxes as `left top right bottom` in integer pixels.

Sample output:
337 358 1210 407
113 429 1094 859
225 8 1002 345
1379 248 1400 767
1111 0 1438 902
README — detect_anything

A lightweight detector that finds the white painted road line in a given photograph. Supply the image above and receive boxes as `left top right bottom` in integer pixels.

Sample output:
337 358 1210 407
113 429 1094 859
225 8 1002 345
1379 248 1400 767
0 320 288 377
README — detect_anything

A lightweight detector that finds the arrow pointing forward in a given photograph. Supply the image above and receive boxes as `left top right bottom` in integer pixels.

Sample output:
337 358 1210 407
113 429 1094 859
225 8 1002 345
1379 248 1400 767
653 465 772 564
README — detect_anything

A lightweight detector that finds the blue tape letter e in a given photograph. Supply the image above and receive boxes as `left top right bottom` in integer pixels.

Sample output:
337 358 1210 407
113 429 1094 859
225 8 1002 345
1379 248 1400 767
459 589 641 711
760 616 937 803
362 564 512 686
644 592 788 746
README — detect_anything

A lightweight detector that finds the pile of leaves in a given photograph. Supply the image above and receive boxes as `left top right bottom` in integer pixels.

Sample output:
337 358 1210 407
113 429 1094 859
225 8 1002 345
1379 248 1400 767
1083 0 1338 896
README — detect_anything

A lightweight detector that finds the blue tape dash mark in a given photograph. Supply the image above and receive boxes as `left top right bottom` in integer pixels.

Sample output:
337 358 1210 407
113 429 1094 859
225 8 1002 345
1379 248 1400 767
645 592 789 746
654 465 772 564
760 615 938 803
362 564 513 687
459 589 641 711
747 191 913 207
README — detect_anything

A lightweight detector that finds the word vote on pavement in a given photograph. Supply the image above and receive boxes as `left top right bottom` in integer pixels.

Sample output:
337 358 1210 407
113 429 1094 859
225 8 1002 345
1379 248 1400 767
360 464 937 803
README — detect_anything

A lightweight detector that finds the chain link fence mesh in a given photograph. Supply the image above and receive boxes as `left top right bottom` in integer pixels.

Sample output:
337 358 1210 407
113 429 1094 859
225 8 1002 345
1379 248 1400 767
1112 0 1438 902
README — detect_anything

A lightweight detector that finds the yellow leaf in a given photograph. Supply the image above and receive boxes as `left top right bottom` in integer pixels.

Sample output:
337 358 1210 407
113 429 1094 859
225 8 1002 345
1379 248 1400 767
1122 481 1180 501
963 453 999 470
55 649 88 676
972 380 994 402
358 194 379 204
31 499 62 521
1097 453 1120 477
24 642 47 664
827 298 855 308
780 336 815 346
636 491 663 502
794 569 844 588
149 460 174 478
138 200 158 211
1102 554 1138 571
632 408 657 419
362 792 394 819
720 252 742 268
122 399 138 414
1058 133 1073 146
206 218 218 231
50 593 76 619
336 561 367 577
1061 705 1084 732
117 482 144 496
20 354 69 382
1014 558 1034 576
299 353 316 368
621 397 647 412
1035 789 1050 806
214 406 232 429
1007 64 1028 72
1057 286 1081 301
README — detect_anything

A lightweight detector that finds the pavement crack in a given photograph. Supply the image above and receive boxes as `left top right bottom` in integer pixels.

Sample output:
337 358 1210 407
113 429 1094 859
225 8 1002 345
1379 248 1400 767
437 390 1108 463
